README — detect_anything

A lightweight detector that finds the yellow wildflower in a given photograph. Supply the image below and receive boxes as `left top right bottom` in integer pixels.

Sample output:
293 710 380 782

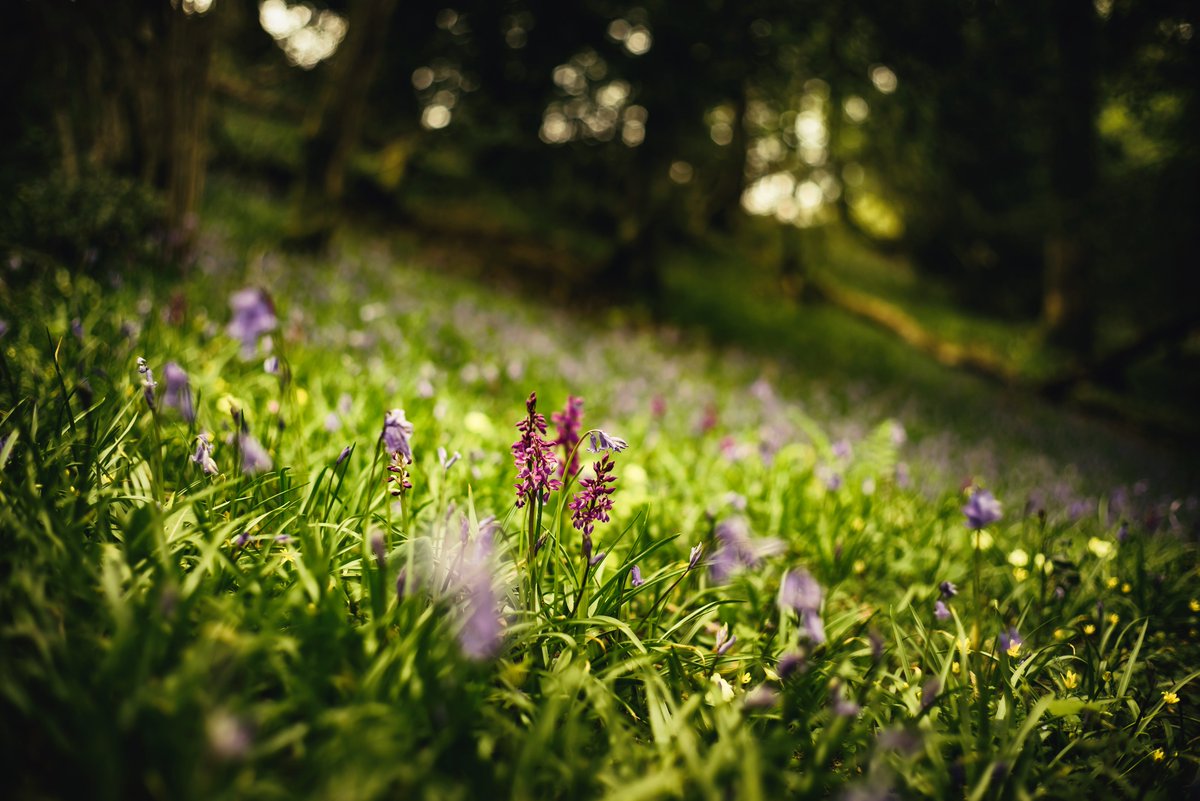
1162 691 1180 706
1083 624 1096 635
1008 548 1029 568
1190 599 1200 613
1121 582 1131 594
1105 576 1119 590
1063 670 1079 690
1151 748 1165 762
1108 613 1119 625
1013 567 1028 582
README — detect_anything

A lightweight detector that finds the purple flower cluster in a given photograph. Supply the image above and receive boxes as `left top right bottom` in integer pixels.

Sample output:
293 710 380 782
382 409 414 463
570 454 617 561
227 288 276 357
192 433 219 475
552 395 584 477
162 362 195 423
512 392 562 507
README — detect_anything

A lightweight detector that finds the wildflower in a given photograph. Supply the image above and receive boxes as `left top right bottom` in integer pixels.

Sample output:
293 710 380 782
963 489 1003 529
570 454 617 538
1116 523 1130 543
780 568 827 645
1007 548 1029 567
1083 623 1096 635
386 452 413 496
709 517 784 583
777 651 806 679
457 526 502 660
382 409 414 463
551 395 584 477
336 445 352 466
588 550 606 567
191 433 219 475
162 362 195 422
688 543 704 570
940 581 958 599
830 683 861 717
920 678 941 711
370 530 387 569
934 600 951 621
228 288 276 357
325 412 342 432
998 627 1023 658
587 429 629 454
136 357 157 409
207 711 252 761
629 565 645 587
512 392 562 507
818 466 843 492
1162 690 1180 706
1063 670 1079 690
264 356 280 375
714 623 736 655
234 531 251 548
1088 537 1114 559
895 462 912 488
1191 599 1200 613
743 685 779 710
437 447 461 472
1151 748 1165 762
832 439 853 460
239 433 272 474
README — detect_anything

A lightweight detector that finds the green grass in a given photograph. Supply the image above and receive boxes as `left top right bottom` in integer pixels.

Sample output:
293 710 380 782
1 222 1198 800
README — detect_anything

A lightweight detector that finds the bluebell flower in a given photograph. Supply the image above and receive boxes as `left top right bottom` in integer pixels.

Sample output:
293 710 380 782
382 409 414 463
587 430 629 453
136 357 157 409
162 362 195 422
336 445 352 466
709 517 784 583
239 433 272 474
629 565 645 587
934 600 951 621
227 288 276 357
714 623 736 655
191 433 219 475
940 580 958 599
780 568 826 644
963 489 1003 529
777 651 806 679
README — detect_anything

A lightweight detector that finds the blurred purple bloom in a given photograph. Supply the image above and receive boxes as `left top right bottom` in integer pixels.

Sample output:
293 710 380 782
239 433 272 474
438 447 461 472
963 489 1003 529
370 530 387 568
162 362 195 422
382 409 414 463
877 727 922 755
998 627 1024 657
228 288 276 357
325 412 341 432
136 357 156 409
71 318 84 341
274 534 291 543
920 678 941 711
457 527 502 660
1116 523 1130 543
777 651 806 679
336 445 352 466
780 568 827 644
207 711 253 761
934 600 951 621
832 439 853 460
234 531 251 547
629 565 645 587
588 550 606 567
869 629 885 663
831 684 861 717
895 462 911 488
264 356 280 375
819 467 843 492
709 517 784 583
192 433 219 475
714 623 736 656
940 580 958 599
587 429 629 454
551 395 585 477
512 393 562 507
743 685 779 710
688 543 704 570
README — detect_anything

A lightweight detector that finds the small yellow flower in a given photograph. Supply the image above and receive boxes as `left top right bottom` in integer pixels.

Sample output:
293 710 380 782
951 661 961 675
1103 671 1112 682
973 531 993 549
1063 670 1079 690
1190 599 1200 613
1008 548 1029 568
1083 624 1096 635
1163 691 1180 706
1151 748 1165 762
1108 613 1120 625
851 517 865 532
741 672 753 685
1054 628 1068 640
1121 583 1131 594
1105 576 1119 590
1006 641 1022 659
853 559 867 575
1089 538 1114 559
1012 566 1028 582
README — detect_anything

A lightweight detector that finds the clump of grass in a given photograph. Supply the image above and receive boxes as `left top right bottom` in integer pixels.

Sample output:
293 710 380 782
0 246 1196 801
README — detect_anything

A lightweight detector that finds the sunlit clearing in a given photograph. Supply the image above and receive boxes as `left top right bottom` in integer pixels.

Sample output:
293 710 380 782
180 0 214 15
742 172 795 216
622 119 645 147
422 104 452 130
849 192 904 238
844 95 869 123
259 1 347 69
669 161 694 184
742 171 834 227
870 65 898 94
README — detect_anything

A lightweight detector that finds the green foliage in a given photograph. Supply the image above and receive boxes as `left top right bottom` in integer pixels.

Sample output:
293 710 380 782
0 237 1197 800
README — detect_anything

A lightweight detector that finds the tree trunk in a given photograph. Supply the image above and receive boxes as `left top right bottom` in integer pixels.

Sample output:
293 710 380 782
1043 0 1097 355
